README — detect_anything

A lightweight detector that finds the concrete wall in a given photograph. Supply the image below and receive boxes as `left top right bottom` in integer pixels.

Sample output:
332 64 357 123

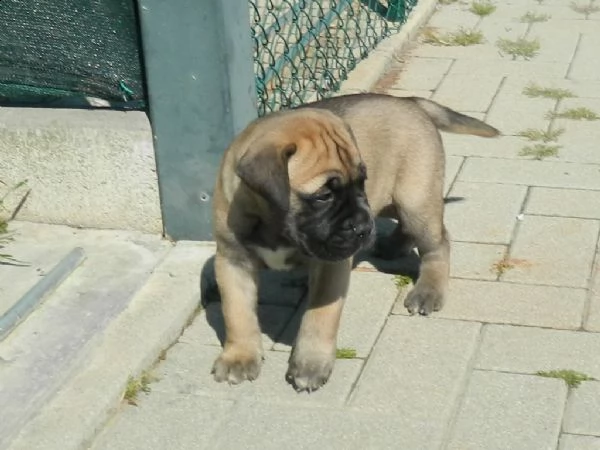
0 108 163 234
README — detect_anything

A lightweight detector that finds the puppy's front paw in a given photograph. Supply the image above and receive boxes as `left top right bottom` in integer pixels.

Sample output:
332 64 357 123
285 347 335 393
211 345 263 384
404 284 444 316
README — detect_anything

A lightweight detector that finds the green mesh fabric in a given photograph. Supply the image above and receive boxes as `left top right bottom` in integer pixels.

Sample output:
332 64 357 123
0 0 145 106
250 0 419 115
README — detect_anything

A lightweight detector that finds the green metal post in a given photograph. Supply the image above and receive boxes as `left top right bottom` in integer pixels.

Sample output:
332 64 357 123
137 0 257 240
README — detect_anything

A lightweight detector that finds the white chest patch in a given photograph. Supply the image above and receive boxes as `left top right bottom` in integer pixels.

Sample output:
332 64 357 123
254 246 297 271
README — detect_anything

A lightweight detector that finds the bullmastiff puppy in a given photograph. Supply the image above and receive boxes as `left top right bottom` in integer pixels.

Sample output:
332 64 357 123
211 93 499 392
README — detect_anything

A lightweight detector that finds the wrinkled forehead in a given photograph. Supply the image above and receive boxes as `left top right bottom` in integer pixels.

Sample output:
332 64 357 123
281 111 365 192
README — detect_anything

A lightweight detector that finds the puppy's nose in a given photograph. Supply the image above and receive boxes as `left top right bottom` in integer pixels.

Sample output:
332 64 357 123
352 222 372 240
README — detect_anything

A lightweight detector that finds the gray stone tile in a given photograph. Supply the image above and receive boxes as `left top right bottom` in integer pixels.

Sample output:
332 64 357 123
154 241 215 276
501 75 600 99
411 42 506 61
553 98 600 165
427 3 480 30
529 21 581 63
450 242 506 281
211 402 439 450
526 187 600 219
445 182 527 244
91 392 235 450
390 57 453 91
447 371 566 450
487 84 556 135
459 158 600 190
274 271 398 357
450 58 569 79
476 325 600 379
386 88 433 99
570 33 600 81
180 302 297 349
444 155 463 196
433 71 503 112
442 135 523 159
585 249 600 332
152 345 362 407
476 15 529 44
559 434 600 450
503 215 599 288
436 279 585 329
564 381 600 436
349 316 481 447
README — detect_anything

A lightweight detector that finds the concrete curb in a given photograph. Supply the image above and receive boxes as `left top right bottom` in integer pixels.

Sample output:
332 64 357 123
338 0 439 94
7 242 216 450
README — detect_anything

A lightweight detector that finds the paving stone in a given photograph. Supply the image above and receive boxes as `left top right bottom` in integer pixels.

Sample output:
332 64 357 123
91 392 235 450
449 242 506 281
151 345 362 407
442 134 523 159
487 83 557 135
391 57 452 91
570 33 600 81
564 381 600 436
459 157 600 190
476 15 529 44
503 215 599 288
559 434 600 450
526 187 600 220
449 58 569 79
501 75 600 99
433 279 586 329
444 155 463 195
494 4 591 21
210 402 439 450
476 325 600 379
528 21 581 63
273 271 398 356
153 241 215 276
585 249 600 332
433 71 503 112
553 98 600 164
411 41 505 61
349 316 481 447
386 88 433 99
444 182 526 244
427 3 480 30
446 371 566 450
179 302 296 349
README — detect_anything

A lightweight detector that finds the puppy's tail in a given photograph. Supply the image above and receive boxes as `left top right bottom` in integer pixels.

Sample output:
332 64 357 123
410 97 500 138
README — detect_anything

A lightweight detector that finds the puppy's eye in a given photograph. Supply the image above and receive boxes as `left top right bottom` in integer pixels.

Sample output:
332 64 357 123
313 190 333 203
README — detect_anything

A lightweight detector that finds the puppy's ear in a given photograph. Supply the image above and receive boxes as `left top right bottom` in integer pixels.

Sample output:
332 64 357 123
236 143 297 211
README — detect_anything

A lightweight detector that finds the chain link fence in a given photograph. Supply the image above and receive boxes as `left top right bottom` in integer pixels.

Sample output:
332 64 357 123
250 0 418 115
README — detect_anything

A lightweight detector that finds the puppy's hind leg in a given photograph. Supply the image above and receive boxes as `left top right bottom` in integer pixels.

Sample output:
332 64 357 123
398 203 450 316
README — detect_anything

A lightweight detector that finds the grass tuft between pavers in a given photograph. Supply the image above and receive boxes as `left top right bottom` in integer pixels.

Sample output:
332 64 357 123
422 27 485 47
536 369 596 388
123 371 158 405
519 144 561 160
336 348 357 359
547 107 600 121
523 83 574 100
570 1 600 18
393 274 413 289
520 11 551 23
517 128 564 142
497 37 540 60
470 0 496 17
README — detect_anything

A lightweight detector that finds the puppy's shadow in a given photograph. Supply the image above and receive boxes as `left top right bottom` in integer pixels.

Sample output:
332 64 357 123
200 255 308 348
353 218 421 279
